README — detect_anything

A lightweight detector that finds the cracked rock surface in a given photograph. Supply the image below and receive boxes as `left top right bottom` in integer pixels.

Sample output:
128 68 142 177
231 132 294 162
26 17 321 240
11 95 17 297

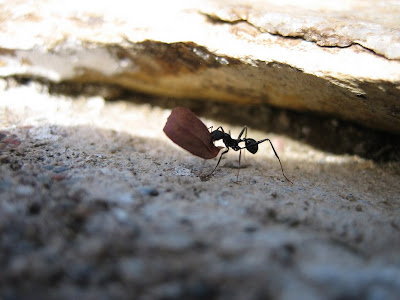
203 0 400 59
0 0 399 133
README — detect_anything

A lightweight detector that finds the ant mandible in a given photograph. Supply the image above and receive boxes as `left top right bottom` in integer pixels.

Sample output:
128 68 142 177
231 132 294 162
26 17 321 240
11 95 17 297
207 125 293 184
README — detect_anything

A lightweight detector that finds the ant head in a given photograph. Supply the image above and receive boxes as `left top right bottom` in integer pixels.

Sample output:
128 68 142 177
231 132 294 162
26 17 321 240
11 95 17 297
245 138 258 154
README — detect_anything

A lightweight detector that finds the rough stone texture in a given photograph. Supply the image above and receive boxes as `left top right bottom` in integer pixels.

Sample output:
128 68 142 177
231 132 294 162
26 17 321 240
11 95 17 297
204 0 400 59
1 81 400 300
0 0 399 133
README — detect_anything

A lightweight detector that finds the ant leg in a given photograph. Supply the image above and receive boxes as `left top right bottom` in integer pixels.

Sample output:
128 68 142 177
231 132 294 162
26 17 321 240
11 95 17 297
207 147 229 177
243 138 293 184
237 125 247 140
236 148 242 182
208 126 225 133
237 126 248 163
216 126 225 132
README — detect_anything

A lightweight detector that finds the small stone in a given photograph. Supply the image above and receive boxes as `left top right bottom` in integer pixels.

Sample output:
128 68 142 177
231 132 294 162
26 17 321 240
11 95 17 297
114 193 135 205
174 167 192 176
52 174 66 181
244 225 258 233
137 186 159 196
346 194 357 202
186 282 217 299
150 282 183 300
0 180 12 190
147 233 194 251
0 132 7 141
16 185 34 196
3 136 21 147
109 146 120 154
67 264 94 286
272 243 296 266
9 161 22 171
118 258 145 282
27 202 41 215
53 166 68 173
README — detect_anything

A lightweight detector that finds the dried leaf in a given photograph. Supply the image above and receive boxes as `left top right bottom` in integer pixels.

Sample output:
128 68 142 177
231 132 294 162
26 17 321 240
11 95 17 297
163 107 222 159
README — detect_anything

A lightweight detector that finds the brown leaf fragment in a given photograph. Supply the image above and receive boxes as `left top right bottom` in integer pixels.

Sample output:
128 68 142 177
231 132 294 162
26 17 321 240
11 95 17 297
163 107 222 159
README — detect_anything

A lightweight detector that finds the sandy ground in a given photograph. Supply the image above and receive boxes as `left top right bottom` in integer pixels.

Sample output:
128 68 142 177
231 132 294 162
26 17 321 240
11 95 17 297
1 80 400 299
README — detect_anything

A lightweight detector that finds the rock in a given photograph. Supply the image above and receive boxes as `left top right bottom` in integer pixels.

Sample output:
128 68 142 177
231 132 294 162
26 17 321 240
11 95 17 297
137 186 159 197
204 1 400 59
0 0 399 133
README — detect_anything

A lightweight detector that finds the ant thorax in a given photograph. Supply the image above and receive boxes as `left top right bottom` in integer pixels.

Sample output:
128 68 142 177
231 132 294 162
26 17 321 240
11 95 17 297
210 130 225 141
223 135 241 151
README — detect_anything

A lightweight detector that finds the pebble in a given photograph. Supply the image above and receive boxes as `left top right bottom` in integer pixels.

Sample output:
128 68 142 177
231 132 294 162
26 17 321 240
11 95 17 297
16 185 34 196
186 282 218 299
52 174 66 181
244 225 258 233
113 193 136 205
147 232 194 251
27 202 41 215
53 166 69 173
137 186 159 196
0 132 7 141
118 258 145 282
0 180 12 191
3 136 21 147
174 167 192 176
148 282 183 299
112 208 130 222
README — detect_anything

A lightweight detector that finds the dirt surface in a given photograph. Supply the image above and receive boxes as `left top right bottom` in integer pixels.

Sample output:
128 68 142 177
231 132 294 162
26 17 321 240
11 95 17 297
1 81 400 299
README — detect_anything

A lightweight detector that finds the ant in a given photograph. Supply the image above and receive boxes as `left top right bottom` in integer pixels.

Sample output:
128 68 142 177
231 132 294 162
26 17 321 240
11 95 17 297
207 125 293 183
163 107 292 183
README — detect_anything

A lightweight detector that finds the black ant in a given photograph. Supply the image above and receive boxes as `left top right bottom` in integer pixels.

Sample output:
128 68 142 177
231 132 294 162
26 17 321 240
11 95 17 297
207 125 293 183
163 107 292 183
